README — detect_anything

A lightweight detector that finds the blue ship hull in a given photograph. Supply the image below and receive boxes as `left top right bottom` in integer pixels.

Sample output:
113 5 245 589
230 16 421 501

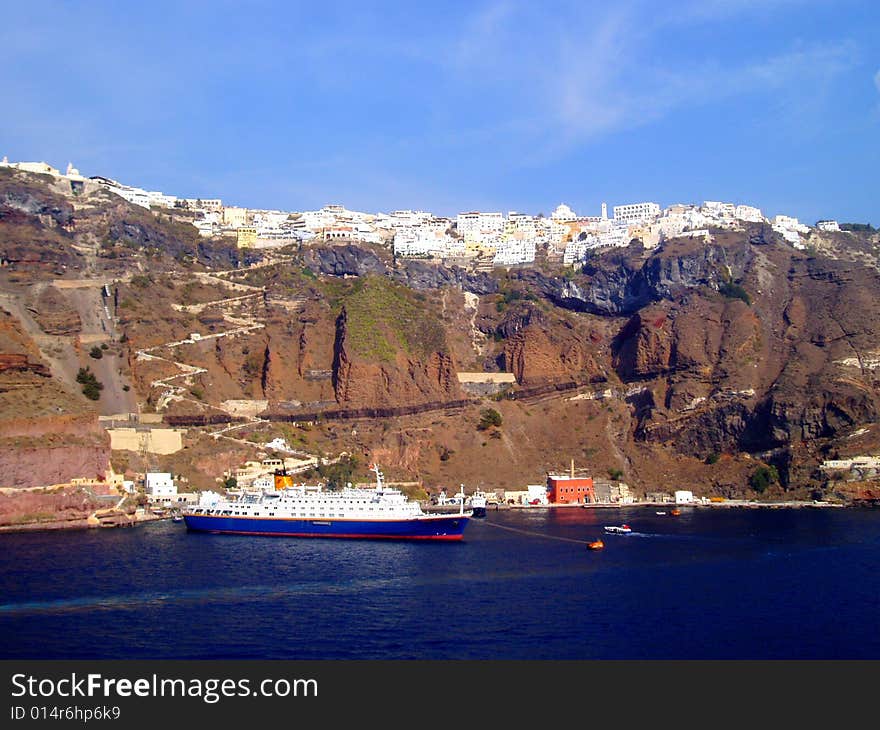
183 513 469 540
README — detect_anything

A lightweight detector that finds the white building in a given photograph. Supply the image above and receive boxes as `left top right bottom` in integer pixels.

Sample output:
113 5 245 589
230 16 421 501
597 227 631 249
526 485 549 505
89 177 174 210
820 456 880 471
183 198 223 212
668 229 712 242
773 215 809 233
456 211 503 242
773 215 810 250
223 206 251 228
252 475 275 490
493 239 536 267
613 202 661 225
674 490 694 504
550 203 577 222
702 201 736 218
145 472 177 501
563 235 598 264
0 158 61 176
735 205 765 223
506 212 538 238
393 228 452 258
98 181 151 209
816 220 840 232
387 210 434 228
147 191 177 208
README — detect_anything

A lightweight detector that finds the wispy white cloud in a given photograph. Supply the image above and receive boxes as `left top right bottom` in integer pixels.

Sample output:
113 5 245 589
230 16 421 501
429 1 862 164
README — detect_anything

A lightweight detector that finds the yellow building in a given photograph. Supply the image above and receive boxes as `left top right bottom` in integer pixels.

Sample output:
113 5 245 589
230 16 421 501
464 239 498 257
236 227 257 248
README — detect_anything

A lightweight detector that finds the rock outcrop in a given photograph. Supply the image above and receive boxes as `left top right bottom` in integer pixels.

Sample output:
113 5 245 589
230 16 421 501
301 243 500 295
499 305 603 384
332 306 462 408
302 243 388 278
0 309 111 489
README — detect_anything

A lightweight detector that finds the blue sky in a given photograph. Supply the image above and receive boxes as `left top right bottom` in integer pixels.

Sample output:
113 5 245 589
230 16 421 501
2 0 878 224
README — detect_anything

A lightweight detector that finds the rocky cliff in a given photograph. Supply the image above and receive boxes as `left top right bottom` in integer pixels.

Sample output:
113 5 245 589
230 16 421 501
498 304 605 384
3 168 880 504
331 277 462 407
0 308 111 489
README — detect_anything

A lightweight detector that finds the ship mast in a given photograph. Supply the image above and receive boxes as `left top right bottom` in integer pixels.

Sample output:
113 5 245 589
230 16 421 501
371 463 384 491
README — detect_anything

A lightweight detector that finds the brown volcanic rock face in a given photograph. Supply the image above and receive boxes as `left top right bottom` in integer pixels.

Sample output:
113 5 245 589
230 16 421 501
27 286 82 336
503 323 602 384
334 334 461 408
331 279 464 408
0 354 51 378
0 307 50 368
0 172 79 277
0 486 107 529
614 243 880 475
492 304 606 384
260 302 338 404
0 308 111 490
613 307 676 380
0 373 111 489
0 435 111 489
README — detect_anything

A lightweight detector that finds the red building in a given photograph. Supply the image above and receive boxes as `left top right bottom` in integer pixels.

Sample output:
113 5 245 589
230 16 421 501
547 475 595 504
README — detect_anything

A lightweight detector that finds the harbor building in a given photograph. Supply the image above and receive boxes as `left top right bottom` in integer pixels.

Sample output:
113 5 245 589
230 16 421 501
144 472 178 505
547 473 595 504
526 484 549 505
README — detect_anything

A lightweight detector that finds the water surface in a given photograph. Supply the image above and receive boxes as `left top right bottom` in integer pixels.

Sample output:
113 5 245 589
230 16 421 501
1 506 878 659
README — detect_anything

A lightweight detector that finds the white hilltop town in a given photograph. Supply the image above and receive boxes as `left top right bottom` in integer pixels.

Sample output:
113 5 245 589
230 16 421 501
1 156 850 271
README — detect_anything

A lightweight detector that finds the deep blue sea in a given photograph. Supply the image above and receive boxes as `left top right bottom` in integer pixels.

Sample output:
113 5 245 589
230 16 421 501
1 506 879 659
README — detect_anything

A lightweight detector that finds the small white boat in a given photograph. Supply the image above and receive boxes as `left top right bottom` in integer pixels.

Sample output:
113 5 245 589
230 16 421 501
656 511 667 515
604 524 632 534
467 491 487 518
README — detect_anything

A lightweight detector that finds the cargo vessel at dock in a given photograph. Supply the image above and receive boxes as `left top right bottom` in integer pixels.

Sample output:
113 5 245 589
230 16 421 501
183 464 471 541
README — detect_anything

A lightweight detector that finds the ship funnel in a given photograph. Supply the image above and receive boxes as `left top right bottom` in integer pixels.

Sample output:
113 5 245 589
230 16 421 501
274 469 293 491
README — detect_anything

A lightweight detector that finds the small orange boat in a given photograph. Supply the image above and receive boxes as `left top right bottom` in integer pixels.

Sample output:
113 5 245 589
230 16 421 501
670 508 681 516
587 539 605 550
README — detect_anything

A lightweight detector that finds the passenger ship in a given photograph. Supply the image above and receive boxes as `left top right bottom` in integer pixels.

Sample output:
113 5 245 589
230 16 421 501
183 464 471 541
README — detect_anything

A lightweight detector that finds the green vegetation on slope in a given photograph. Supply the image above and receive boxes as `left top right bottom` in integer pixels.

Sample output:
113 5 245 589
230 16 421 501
341 276 446 362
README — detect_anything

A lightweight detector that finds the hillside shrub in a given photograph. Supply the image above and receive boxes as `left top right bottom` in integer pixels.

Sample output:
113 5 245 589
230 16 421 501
749 465 779 493
76 367 103 400
477 408 503 430
718 281 751 305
